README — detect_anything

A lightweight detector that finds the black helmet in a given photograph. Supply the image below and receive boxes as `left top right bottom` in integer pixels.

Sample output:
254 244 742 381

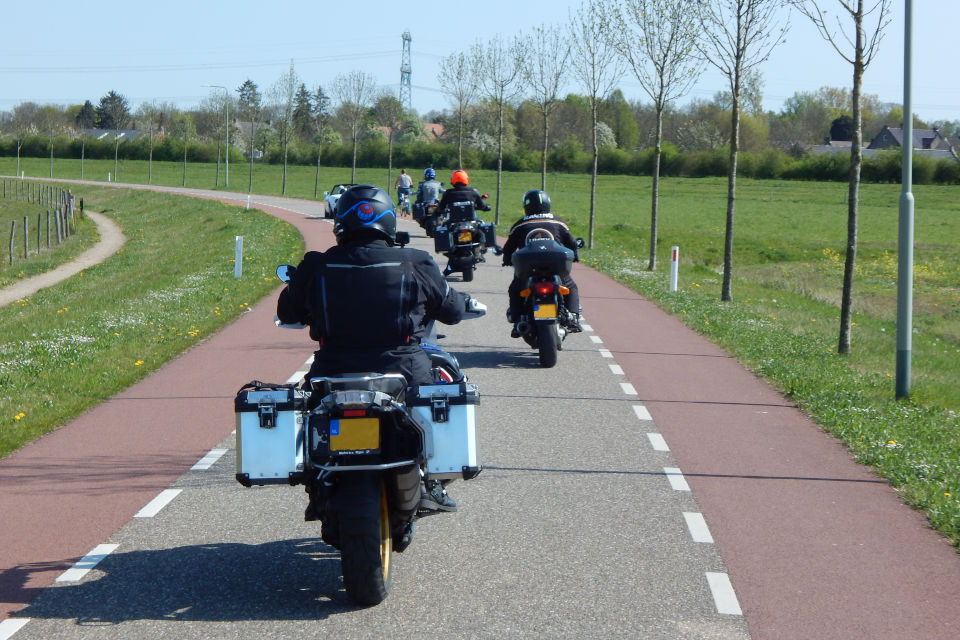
522 189 551 216
334 184 397 244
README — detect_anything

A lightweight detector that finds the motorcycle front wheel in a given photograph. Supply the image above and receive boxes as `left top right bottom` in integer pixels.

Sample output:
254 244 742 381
536 322 558 368
337 472 392 606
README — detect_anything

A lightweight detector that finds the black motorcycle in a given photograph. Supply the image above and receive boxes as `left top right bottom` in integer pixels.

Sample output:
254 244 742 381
234 265 484 606
509 237 584 367
433 196 497 282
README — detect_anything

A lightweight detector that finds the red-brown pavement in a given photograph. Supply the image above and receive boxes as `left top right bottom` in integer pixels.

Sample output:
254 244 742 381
575 265 960 639
2 195 959 638
0 204 329 621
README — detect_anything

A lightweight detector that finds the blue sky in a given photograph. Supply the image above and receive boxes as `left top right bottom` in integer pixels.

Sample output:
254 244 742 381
1 0 956 123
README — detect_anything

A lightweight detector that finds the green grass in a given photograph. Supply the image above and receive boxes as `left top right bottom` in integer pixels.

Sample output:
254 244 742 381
0 184 303 457
2 155 959 547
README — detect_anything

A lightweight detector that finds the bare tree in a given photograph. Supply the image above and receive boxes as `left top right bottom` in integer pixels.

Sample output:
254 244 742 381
236 79 262 192
523 24 572 189
604 0 701 263
136 101 174 185
271 61 300 195
332 71 376 183
438 51 479 169
792 0 892 354
313 86 332 199
374 91 406 188
471 35 525 224
569 2 625 249
696 0 788 301
10 102 39 176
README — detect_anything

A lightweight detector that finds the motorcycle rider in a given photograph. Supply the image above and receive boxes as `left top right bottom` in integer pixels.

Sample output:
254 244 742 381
501 189 582 337
436 169 492 275
276 184 486 521
415 167 444 208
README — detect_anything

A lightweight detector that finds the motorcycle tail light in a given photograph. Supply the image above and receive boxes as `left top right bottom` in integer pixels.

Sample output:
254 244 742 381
342 409 367 417
534 282 555 296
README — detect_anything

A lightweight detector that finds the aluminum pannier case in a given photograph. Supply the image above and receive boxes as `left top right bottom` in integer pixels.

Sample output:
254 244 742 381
407 381 481 480
235 382 306 486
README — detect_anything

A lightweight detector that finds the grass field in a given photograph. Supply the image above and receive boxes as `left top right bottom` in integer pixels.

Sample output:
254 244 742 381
1 155 959 547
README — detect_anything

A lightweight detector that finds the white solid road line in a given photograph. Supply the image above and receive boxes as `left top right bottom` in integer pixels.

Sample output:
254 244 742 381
663 467 691 491
646 433 670 452
134 489 182 518
55 543 119 583
706 572 743 615
191 448 228 471
683 512 715 543
0 619 30 640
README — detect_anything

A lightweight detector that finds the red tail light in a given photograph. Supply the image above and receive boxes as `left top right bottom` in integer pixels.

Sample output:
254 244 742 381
534 282 555 296
342 409 367 417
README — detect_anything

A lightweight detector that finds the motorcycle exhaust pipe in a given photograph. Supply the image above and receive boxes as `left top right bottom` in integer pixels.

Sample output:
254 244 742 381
515 319 531 335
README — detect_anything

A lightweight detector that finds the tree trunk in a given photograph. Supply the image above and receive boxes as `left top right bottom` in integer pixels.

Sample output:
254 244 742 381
457 108 465 169
282 135 289 195
314 149 321 199
540 110 549 190
839 11 866 355
588 100 599 250
387 132 394 189
182 140 187 187
649 104 664 271
722 87 740 302
495 100 504 225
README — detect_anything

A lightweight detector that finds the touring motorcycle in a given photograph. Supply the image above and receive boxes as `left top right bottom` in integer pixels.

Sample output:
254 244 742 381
234 265 483 606
433 195 497 282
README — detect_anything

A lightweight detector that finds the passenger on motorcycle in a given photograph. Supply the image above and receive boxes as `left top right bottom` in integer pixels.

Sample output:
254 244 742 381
501 189 582 337
276 184 485 514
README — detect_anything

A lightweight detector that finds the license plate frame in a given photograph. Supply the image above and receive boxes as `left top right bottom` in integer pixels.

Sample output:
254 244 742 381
329 417 380 452
533 303 557 319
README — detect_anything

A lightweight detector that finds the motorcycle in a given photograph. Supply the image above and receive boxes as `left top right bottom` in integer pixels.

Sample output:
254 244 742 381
234 264 484 606
413 198 443 237
433 195 497 282
509 236 585 368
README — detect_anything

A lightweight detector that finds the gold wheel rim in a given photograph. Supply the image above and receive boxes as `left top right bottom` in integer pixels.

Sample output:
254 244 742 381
379 482 391 579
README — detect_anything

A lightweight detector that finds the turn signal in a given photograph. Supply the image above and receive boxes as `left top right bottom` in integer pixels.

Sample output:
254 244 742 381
558 285 570 295
520 289 531 298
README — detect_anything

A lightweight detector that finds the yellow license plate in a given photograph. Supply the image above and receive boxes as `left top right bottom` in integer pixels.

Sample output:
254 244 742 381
330 418 380 451
533 303 557 319
457 230 472 242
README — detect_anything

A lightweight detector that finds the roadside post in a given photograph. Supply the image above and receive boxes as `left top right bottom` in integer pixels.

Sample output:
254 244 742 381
234 236 243 279
669 246 679 292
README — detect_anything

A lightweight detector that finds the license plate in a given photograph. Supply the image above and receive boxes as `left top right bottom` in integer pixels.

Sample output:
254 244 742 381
330 417 380 451
533 303 557 319
457 230 472 242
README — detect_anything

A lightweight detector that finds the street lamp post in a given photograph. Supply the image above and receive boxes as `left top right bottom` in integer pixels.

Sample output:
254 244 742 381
203 85 230 188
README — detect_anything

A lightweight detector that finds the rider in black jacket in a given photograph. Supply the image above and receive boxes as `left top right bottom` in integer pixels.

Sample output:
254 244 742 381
277 184 485 515
436 169 490 223
501 189 582 336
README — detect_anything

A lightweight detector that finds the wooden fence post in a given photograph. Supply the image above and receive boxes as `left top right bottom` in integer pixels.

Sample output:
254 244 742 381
46 211 51 248
23 216 28 259
8 220 15 265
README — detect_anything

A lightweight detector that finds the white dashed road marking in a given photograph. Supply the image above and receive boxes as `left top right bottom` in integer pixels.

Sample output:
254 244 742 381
0 619 30 639
608 364 624 375
646 433 670 451
580 323 593 332
619 382 637 395
598 349 613 358
55 544 119 583
589 335 603 344
632 405 653 421
683 512 715 543
134 489 182 518
664 467 691 491
706 572 743 615
191 448 227 470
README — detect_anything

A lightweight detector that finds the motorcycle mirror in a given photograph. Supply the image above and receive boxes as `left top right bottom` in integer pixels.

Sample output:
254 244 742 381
395 231 411 247
276 264 296 282
575 237 586 249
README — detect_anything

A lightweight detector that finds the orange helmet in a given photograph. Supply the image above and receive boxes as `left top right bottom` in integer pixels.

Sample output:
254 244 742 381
451 169 469 186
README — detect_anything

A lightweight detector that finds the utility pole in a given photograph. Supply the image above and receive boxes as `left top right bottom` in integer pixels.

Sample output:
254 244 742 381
400 31 412 112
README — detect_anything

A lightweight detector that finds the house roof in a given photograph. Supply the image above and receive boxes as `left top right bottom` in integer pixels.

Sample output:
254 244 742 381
871 126 950 149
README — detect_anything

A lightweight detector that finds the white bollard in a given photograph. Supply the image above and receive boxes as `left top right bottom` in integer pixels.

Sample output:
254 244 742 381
246 195 251 210
669 246 679 292
234 236 243 278
108 172 111 182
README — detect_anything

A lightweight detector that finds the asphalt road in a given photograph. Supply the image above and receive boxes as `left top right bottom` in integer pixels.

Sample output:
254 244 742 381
2 183 958 639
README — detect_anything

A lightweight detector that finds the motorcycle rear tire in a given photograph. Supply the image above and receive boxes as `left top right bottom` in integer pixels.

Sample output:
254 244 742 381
536 322 558 368
337 472 392 606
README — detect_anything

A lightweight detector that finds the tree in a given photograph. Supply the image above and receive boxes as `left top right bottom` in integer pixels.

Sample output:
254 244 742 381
523 24 572 189
471 34 526 224
136 101 174 184
236 79 262 192
271 61 300 195
10 102 39 176
168 112 196 187
437 51 479 169
373 91 405 188
792 0 893 354
75 100 97 128
313 85 332 198
570 0 626 249
292 83 314 143
605 0 702 268
696 0 788 302
332 71 376 182
830 115 854 141
96 90 131 130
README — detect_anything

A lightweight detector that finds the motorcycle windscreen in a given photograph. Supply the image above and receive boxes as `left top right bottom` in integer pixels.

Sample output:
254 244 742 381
329 417 380 452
